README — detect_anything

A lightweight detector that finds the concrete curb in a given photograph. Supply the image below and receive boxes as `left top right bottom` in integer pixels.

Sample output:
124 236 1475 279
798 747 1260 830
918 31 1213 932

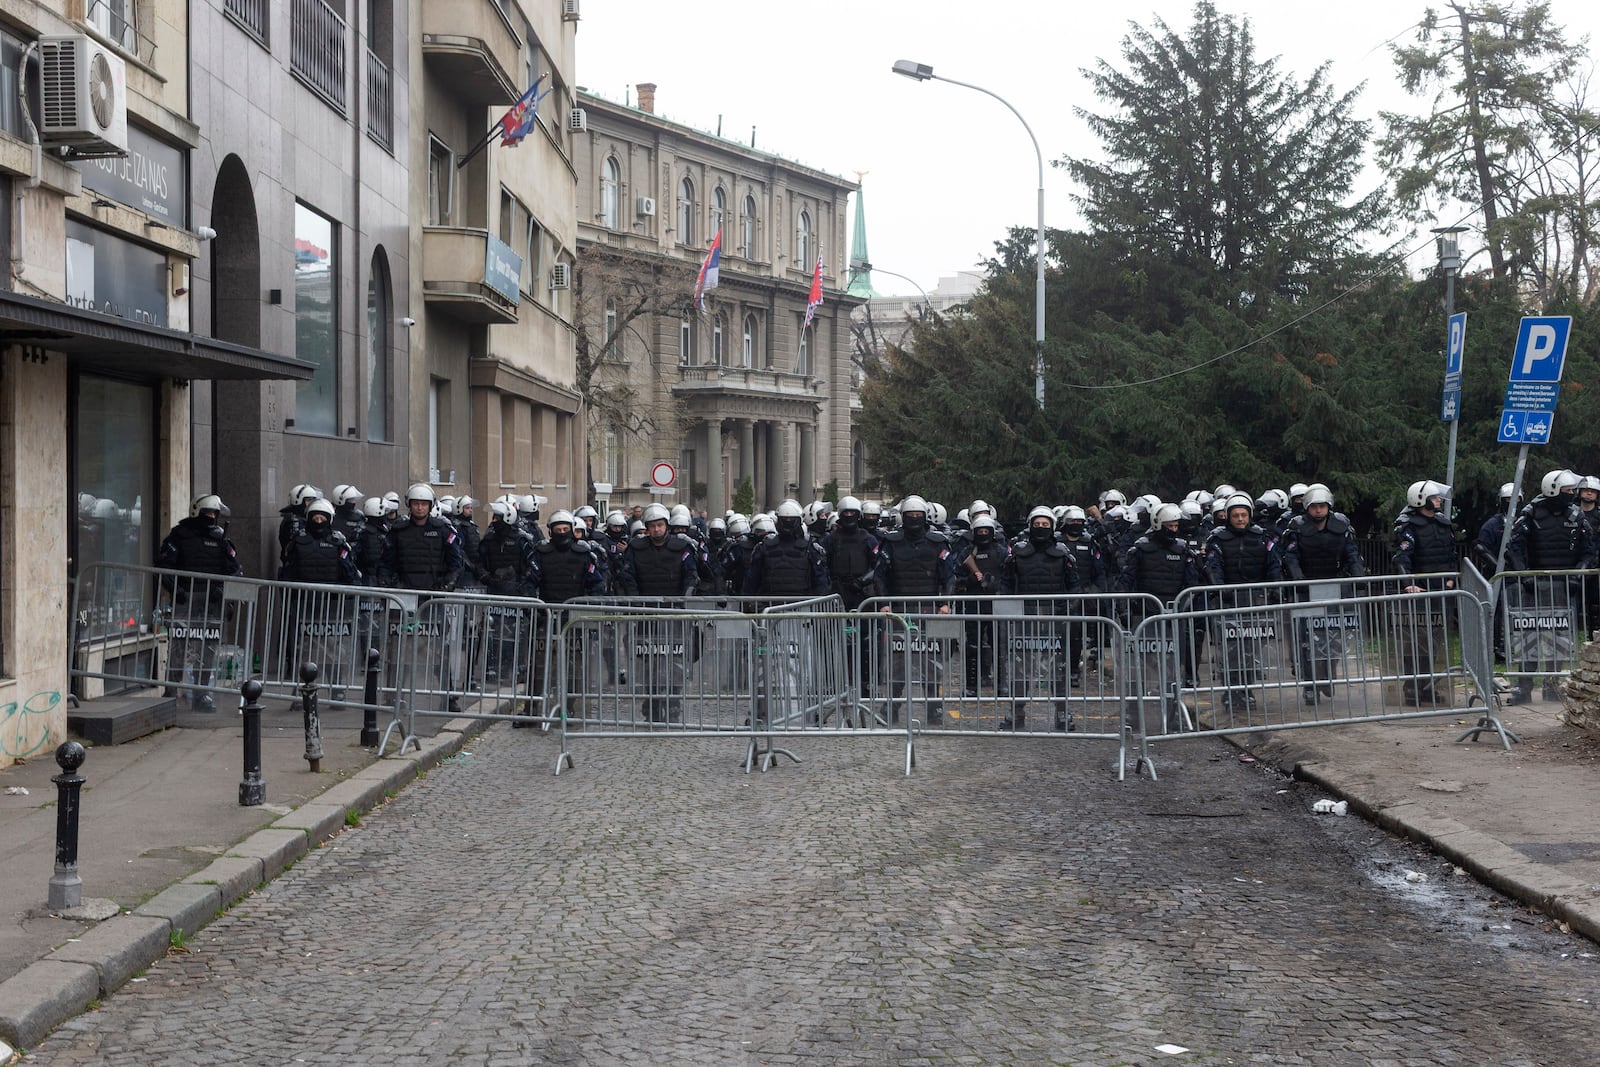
1283 752 1600 945
0 717 489 1051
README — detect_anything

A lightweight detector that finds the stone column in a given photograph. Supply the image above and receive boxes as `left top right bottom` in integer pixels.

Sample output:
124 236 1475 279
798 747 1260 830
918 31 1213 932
766 422 787 508
797 421 815 503
737 419 755 491
704 419 724 518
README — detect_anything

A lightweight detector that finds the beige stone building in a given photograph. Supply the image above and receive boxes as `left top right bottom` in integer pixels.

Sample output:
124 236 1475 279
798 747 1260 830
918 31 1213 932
573 84 863 516
411 0 581 513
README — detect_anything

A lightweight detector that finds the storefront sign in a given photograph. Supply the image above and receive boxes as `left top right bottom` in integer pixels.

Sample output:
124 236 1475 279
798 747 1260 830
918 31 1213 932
74 125 187 224
483 233 522 306
65 221 168 328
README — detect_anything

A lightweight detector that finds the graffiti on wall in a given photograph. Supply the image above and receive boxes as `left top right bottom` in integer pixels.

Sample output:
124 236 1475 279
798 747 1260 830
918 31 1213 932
1 691 60 759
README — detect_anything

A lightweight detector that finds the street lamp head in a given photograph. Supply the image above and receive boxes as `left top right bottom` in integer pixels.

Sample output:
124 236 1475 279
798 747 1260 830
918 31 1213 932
892 60 934 81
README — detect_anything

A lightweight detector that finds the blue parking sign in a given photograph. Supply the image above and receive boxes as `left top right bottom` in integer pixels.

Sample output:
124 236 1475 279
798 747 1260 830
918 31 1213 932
1508 316 1571 383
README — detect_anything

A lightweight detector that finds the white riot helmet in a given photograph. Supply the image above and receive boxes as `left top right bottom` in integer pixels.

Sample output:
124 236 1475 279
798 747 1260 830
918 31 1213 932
1100 489 1127 508
331 484 350 506
1027 505 1055 526
292 483 321 506
642 502 670 524
862 500 882 518
437 494 456 516
489 499 517 524
1499 482 1516 502
574 505 598 523
406 483 436 504
1289 482 1310 501
927 501 947 526
1540 468 1580 497
969 499 993 519
1213 484 1236 501
971 514 1000 537
1062 505 1087 523
456 495 476 515
1303 485 1335 508
1179 499 1204 521
547 509 576 529
752 514 776 536
306 497 336 522
191 493 223 517
899 494 928 517
1152 502 1183 526
1225 493 1254 517
776 500 804 520
954 508 970 528
605 510 628 530
362 496 385 518
668 504 693 528
729 516 751 536
837 495 863 515
1579 476 1600 493
519 494 540 519
1406 479 1450 509
495 493 521 518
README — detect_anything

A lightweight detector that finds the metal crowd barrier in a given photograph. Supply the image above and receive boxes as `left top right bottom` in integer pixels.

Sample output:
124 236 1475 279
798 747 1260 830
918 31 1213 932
255 580 412 711
1487 567 1597 701
377 592 568 755
1133 583 1507 775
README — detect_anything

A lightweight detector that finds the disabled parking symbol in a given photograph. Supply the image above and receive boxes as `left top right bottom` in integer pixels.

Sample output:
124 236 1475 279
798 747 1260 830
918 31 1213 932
1498 410 1525 443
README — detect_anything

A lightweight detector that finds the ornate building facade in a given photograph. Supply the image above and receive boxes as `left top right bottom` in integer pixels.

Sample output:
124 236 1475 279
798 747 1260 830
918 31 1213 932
573 84 862 516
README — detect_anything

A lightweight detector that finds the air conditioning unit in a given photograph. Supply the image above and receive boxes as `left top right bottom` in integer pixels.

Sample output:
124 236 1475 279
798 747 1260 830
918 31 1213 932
562 0 581 20
39 34 128 156
569 107 588 133
550 262 571 290
636 196 657 217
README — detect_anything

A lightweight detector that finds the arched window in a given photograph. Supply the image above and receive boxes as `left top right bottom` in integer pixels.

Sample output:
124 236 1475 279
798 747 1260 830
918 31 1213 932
366 247 392 441
742 312 758 368
710 187 726 238
712 313 725 364
795 209 812 272
600 157 620 229
677 176 695 246
741 194 757 258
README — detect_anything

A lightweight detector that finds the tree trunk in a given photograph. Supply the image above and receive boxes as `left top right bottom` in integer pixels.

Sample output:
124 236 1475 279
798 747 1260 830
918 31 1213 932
1452 2 1508 281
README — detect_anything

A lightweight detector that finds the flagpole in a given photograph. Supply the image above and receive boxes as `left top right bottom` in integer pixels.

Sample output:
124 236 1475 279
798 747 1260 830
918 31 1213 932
455 125 504 170
456 72 548 170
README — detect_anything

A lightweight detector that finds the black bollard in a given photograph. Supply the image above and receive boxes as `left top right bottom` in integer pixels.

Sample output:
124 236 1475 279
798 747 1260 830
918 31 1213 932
360 647 381 748
300 661 323 772
48 741 87 910
240 679 265 806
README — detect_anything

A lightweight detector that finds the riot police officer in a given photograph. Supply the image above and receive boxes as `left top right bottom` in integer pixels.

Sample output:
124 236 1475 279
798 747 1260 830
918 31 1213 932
1394 480 1457 706
820 496 880 609
744 501 829 596
876 495 957 725
1204 493 1281 711
157 494 244 711
1506 469 1596 703
281 497 360 698
379 484 466 712
1005 506 1081 731
1281 484 1365 705
330 485 367 546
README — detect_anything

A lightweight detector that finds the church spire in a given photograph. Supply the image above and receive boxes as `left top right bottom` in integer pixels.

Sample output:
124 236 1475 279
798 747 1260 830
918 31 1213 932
846 173 878 298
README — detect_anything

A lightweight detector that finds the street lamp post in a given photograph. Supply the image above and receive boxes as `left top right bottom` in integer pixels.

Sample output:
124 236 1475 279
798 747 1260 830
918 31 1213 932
856 262 932 317
892 60 1047 410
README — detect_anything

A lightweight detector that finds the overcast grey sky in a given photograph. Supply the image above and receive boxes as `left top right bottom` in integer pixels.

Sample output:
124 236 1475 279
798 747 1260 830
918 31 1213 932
572 1 1600 296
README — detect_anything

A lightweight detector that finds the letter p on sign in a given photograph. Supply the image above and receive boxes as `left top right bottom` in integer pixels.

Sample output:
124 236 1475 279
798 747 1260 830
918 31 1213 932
1510 316 1571 383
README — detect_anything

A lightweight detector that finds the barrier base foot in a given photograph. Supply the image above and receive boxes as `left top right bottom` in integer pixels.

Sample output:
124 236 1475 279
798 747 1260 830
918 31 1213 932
1456 713 1521 750
554 749 573 776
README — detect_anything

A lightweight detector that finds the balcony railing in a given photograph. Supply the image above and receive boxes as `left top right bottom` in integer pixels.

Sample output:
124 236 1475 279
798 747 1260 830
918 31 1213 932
675 365 819 394
223 0 269 46
87 0 158 64
291 0 347 113
366 50 394 151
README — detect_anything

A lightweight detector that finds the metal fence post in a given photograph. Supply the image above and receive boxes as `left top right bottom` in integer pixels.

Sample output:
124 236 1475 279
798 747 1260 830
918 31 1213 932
300 661 323 772
360 647 381 747
48 741 87 910
240 679 266 806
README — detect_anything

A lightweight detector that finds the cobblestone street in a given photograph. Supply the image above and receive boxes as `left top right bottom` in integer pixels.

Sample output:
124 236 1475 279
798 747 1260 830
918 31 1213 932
24 728 1600 1065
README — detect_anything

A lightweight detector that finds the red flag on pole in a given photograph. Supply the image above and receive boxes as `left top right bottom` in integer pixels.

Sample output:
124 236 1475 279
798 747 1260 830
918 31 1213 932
802 258 824 328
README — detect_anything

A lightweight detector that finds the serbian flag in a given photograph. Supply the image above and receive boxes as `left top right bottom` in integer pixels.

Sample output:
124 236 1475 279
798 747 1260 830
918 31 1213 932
694 228 722 309
802 257 824 328
498 75 546 148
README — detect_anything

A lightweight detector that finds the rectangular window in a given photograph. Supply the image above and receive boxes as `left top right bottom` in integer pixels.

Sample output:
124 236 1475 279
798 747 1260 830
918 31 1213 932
797 318 810 376
679 318 694 365
604 429 619 484
294 201 338 436
365 254 390 442
428 137 453 225
71 375 156 652
526 217 543 299
428 376 446 476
